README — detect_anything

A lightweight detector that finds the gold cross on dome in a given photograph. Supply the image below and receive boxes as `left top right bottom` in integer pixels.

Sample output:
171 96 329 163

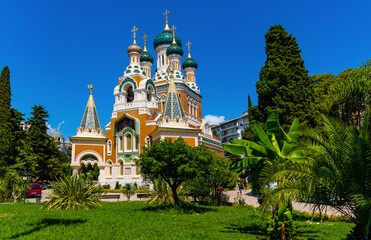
142 34 148 44
186 41 192 51
171 25 177 34
164 9 170 21
131 26 138 40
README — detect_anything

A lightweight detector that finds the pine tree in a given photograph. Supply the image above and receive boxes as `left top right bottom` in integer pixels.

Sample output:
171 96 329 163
254 25 319 129
26 105 59 180
0 66 12 171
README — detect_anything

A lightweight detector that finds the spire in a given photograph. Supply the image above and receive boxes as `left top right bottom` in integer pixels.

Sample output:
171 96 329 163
143 34 148 52
163 9 170 30
186 41 192 58
162 66 185 120
79 85 101 131
171 25 177 44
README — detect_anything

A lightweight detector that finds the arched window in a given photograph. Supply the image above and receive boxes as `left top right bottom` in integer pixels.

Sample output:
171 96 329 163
119 160 123 176
107 161 113 176
147 86 153 102
118 136 123 152
125 133 132 152
133 134 138 151
125 85 134 103
107 140 112 155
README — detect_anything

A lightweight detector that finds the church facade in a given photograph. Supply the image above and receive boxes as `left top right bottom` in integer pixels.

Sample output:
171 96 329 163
70 12 223 186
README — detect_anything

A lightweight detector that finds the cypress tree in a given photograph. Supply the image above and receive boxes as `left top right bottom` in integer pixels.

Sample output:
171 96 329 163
0 66 12 170
254 25 319 129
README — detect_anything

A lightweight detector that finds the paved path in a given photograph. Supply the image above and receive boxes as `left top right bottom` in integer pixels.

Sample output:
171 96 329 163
224 189 341 215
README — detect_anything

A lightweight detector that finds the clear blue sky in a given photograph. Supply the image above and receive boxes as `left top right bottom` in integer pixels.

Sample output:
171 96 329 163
1 0 370 139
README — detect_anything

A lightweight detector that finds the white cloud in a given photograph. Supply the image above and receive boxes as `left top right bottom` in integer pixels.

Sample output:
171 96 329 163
46 121 65 134
203 115 225 125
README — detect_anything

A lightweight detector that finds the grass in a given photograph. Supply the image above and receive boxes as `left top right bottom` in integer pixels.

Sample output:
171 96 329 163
0 201 354 240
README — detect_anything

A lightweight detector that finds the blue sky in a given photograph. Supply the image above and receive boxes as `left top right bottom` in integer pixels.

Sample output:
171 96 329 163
1 0 370 139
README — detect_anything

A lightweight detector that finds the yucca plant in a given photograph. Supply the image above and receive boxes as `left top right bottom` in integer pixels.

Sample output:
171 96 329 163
147 178 190 205
43 174 102 210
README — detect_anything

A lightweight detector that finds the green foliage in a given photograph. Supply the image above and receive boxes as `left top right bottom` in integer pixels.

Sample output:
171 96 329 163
0 66 12 172
122 183 136 201
312 63 370 129
0 170 23 202
138 138 207 206
303 112 371 239
265 203 295 239
44 174 102 210
252 25 319 130
201 194 230 206
26 105 64 180
184 151 237 201
147 178 190 205
0 201 355 239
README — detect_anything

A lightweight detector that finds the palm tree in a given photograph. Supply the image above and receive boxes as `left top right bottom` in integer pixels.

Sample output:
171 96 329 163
43 174 101 210
302 112 371 239
123 183 136 201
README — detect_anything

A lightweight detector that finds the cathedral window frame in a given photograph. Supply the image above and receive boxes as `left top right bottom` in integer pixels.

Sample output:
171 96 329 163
145 136 151 147
107 160 113 177
124 132 132 152
107 140 112 155
118 159 124 176
118 135 123 153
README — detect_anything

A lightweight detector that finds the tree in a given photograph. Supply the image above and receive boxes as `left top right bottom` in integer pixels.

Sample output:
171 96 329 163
252 25 319 130
302 113 371 239
26 105 62 180
185 151 237 201
0 66 12 172
224 111 302 239
122 183 136 201
138 138 206 207
8 108 26 166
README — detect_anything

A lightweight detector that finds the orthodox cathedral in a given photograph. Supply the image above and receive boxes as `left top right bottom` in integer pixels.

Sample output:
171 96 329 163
70 11 223 186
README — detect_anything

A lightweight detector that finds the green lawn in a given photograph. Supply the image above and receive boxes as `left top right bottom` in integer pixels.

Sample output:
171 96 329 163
0 201 353 240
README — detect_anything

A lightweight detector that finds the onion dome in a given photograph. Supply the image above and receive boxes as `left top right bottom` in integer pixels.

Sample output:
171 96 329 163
182 41 198 69
182 57 198 69
140 37 154 63
166 43 183 56
127 43 142 55
154 30 182 50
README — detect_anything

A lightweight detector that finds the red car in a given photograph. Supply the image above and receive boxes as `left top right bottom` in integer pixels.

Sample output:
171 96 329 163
27 183 42 197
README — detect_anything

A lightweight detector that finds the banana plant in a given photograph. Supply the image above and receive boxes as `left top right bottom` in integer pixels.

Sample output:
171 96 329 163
223 110 300 193
223 110 302 239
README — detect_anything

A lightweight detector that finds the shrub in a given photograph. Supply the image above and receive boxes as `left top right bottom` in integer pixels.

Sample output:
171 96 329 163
114 182 120 190
233 195 246 207
102 184 110 189
43 175 101 210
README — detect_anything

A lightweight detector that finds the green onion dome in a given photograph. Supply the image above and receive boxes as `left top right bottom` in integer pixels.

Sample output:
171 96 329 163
166 43 183 57
153 30 182 50
140 50 154 64
182 57 198 69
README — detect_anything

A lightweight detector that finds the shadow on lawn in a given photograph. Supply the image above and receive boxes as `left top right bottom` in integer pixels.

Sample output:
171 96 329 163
222 224 268 237
141 204 216 215
10 218 86 239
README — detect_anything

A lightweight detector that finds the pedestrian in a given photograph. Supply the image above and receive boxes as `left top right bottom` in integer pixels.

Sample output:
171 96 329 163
238 182 243 195
236 182 240 196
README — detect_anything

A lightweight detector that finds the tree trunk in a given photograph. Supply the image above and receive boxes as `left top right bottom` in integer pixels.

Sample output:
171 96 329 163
170 185 180 207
